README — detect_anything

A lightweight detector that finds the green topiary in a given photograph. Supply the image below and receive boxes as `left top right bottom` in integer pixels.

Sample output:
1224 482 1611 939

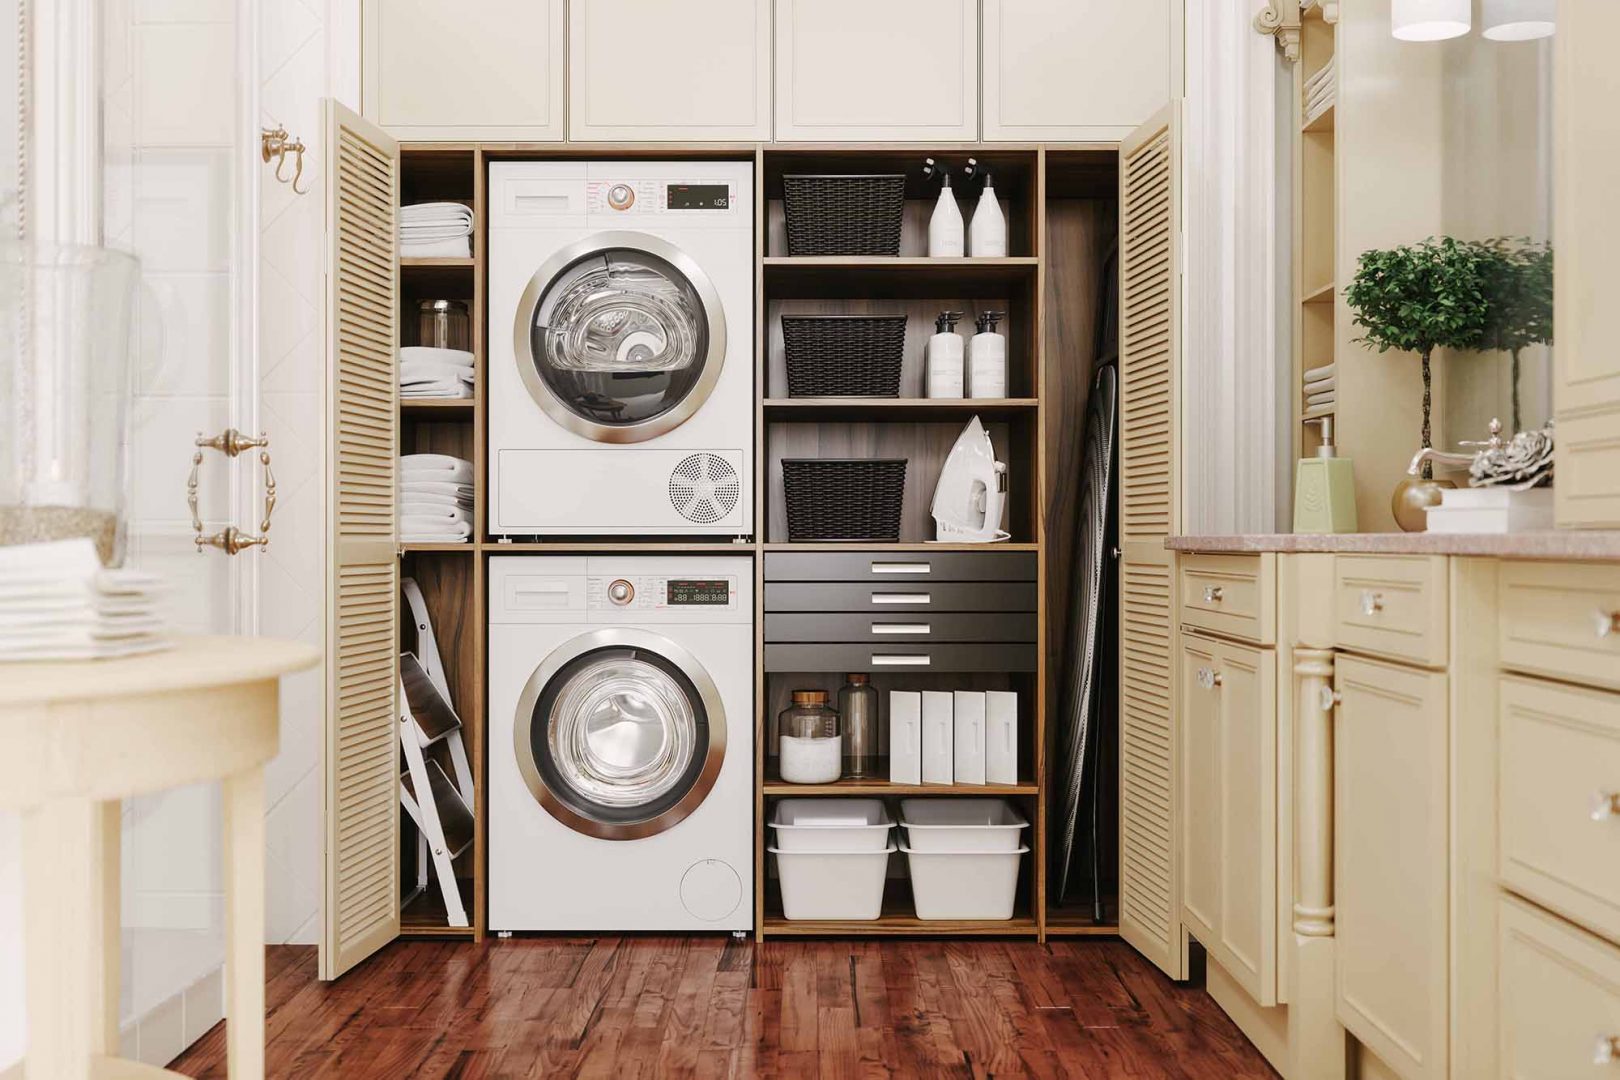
1345 236 1491 478
1475 238 1553 434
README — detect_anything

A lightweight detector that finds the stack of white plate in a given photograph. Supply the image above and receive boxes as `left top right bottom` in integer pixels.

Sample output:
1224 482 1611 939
0 538 168 660
768 798 895 920
899 798 1029 920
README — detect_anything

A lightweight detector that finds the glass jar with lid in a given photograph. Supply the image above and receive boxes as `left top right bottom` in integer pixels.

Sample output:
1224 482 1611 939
777 689 841 784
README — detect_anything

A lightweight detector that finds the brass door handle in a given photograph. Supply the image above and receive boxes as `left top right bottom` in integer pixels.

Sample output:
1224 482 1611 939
189 429 276 555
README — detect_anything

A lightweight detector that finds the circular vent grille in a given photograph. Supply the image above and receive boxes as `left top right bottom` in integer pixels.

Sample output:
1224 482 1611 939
668 453 740 525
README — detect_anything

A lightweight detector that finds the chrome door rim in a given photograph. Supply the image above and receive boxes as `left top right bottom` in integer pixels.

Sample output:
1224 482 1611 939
514 627 728 840
512 231 727 444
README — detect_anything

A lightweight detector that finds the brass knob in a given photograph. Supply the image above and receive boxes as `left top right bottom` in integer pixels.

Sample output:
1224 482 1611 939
1360 590 1383 616
1594 1034 1620 1065
1591 792 1620 823
1318 685 1342 711
1204 586 1224 603
1196 667 1222 690
1595 611 1620 639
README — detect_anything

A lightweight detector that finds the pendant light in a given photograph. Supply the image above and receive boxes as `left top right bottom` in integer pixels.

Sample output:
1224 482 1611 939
1482 0 1555 41
1392 0 1470 41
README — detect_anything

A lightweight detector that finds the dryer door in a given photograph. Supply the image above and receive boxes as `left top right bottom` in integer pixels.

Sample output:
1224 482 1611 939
513 230 727 443
514 627 727 840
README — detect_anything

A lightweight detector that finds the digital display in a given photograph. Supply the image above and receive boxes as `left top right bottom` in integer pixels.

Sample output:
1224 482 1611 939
667 184 729 210
669 579 730 605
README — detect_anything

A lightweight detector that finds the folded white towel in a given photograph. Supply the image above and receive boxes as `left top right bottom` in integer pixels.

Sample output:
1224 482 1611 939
399 480 474 499
400 201 473 223
400 224 474 242
400 346 474 369
1303 402 1336 419
1303 363 1336 383
401 380 474 400
1305 391 1336 407
400 454 473 483
400 361 475 382
399 504 471 525
401 236 471 259
399 518 473 543
1301 376 1336 394
401 493 473 514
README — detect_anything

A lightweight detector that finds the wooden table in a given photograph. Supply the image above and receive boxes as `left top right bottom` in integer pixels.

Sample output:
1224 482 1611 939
0 636 320 1080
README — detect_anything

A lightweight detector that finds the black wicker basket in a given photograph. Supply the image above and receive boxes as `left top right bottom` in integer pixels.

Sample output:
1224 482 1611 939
781 314 907 397
782 459 907 543
781 174 906 256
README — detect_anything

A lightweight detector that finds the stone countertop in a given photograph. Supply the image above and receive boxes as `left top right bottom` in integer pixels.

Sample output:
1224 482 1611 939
1166 531 1620 559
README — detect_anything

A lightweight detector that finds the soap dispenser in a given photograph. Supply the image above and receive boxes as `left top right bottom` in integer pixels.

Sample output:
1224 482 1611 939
968 172 1008 258
967 311 1007 398
1293 417 1358 533
925 311 965 399
928 172 964 258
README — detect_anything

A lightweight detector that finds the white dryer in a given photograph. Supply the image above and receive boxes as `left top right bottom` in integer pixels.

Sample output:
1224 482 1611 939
489 161 754 536
488 555 753 932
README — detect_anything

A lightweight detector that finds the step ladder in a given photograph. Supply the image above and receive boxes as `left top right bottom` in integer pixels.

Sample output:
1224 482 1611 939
399 578 474 927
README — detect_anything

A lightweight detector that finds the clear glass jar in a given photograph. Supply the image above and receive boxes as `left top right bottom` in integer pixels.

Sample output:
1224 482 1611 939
418 299 471 350
837 673 881 778
777 689 841 784
0 243 140 566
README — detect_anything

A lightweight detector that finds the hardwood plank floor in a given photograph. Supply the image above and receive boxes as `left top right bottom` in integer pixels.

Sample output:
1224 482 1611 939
170 939 1276 1079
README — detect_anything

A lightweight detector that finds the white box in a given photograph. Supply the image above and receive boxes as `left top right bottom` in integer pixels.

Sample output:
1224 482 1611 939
901 845 1028 920
771 799 894 852
889 691 922 784
770 845 895 920
921 690 954 784
985 690 1018 785
1424 486 1554 533
952 691 986 785
899 798 1029 852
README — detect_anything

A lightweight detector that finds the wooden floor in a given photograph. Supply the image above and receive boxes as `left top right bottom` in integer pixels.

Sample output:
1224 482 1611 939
171 938 1276 1079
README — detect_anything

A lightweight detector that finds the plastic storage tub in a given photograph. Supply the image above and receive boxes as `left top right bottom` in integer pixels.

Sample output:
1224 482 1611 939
898 798 1030 852
771 845 895 920
902 844 1029 920
771 798 894 852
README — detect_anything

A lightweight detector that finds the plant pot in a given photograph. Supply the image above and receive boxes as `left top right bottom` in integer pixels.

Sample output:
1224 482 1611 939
1390 476 1457 533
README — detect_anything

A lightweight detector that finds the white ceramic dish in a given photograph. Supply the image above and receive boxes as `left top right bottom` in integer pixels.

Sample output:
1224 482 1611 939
898 798 1029 852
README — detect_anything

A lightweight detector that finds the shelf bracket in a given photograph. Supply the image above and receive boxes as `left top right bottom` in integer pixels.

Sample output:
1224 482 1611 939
1255 1 1302 65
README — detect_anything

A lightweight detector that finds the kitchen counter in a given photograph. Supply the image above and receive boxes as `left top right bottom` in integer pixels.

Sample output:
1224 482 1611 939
1166 531 1620 559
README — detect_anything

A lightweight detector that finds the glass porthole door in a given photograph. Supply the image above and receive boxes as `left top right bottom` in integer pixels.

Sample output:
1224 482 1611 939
513 231 727 443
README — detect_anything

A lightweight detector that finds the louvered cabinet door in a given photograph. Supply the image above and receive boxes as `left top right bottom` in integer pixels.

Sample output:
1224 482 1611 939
320 101 401 981
1117 104 1184 980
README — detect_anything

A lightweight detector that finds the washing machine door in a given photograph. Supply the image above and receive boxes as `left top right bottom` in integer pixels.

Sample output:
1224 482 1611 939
514 627 727 840
513 230 726 444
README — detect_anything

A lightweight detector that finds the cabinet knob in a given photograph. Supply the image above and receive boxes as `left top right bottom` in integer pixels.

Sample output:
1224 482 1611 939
1360 590 1383 616
1594 1035 1620 1065
1591 792 1620 823
1595 610 1620 639
1196 667 1222 690
1203 586 1224 603
1318 685 1342 712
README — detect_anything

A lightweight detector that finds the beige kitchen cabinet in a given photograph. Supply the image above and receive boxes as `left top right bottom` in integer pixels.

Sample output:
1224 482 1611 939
1334 654 1449 1080
981 0 1178 143
362 0 565 142
773 0 978 142
1180 632 1278 1007
569 0 771 142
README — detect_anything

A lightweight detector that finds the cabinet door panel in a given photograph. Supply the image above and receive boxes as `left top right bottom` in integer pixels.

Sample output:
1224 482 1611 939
1213 639 1277 1006
1335 656 1448 1080
982 0 1177 142
570 0 771 141
1180 635 1222 945
774 0 977 142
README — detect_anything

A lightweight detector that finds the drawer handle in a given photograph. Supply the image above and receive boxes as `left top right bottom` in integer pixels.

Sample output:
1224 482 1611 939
872 561 930 576
1594 1035 1620 1065
1360 590 1384 615
872 654 931 667
871 592 931 605
1195 667 1223 690
872 623 930 636
1591 792 1620 822
1203 585 1224 603
1595 610 1620 639
1318 685 1342 711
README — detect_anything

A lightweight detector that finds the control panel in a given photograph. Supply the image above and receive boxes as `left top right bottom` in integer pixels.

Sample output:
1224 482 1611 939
585 179 737 217
586 574 739 612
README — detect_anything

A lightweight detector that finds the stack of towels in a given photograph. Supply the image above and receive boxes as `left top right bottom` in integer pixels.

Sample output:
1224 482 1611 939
1304 363 1336 417
400 454 473 544
400 202 473 259
1304 58 1335 125
0 538 167 660
401 346 475 400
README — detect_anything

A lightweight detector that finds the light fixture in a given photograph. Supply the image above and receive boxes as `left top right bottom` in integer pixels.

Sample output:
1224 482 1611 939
1482 0 1555 41
1392 0 1470 41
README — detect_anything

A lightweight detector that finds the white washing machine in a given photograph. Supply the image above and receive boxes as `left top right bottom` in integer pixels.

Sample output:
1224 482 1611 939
489 555 753 932
489 160 754 536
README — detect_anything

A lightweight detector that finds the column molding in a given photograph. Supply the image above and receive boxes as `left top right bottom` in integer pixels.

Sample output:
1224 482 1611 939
21 0 99 245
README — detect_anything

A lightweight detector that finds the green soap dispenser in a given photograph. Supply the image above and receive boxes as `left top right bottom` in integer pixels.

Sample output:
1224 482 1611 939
1293 417 1358 533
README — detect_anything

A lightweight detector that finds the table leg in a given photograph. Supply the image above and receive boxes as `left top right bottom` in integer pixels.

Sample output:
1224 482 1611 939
223 768 265 1079
22 798 121 1080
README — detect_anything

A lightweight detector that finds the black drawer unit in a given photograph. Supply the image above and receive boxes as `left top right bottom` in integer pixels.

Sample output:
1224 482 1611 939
764 643 1038 674
764 581 1039 612
765 612 1036 644
764 550 1038 583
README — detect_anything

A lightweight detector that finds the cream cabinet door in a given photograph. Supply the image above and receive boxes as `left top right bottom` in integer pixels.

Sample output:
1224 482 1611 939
1181 634 1278 1006
569 0 771 141
1334 656 1449 1080
982 0 1178 143
774 0 978 142
363 0 565 141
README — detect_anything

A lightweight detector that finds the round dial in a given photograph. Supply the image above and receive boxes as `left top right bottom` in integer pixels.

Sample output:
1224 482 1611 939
608 579 635 605
607 184 635 211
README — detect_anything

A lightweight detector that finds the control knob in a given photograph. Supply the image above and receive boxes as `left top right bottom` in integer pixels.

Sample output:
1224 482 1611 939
608 579 635 605
607 183 635 211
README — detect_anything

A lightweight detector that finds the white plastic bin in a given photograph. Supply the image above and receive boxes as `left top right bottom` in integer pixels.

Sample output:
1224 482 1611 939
771 845 895 920
902 844 1028 920
771 798 894 852
898 798 1029 852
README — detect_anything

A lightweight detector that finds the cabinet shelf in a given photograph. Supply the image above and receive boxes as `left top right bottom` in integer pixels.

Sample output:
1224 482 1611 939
401 398 475 415
764 257 1038 300
760 542 1040 553
401 257 474 268
1302 101 1336 134
400 543 475 554
763 397 1038 421
1302 280 1336 305
761 882 1038 938
763 777 1038 797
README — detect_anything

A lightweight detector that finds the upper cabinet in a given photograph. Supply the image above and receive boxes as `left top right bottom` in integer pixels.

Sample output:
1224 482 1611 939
773 0 978 143
569 0 772 142
982 0 1177 143
362 0 565 142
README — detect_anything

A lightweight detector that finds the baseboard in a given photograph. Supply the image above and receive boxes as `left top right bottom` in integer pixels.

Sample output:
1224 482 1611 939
118 964 224 1069
1205 955 1290 1076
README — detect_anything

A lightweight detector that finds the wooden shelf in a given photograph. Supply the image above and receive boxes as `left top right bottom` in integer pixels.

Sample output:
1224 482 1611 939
761 542 1039 553
764 257 1038 299
1302 101 1335 134
764 397 1038 421
401 256 473 268
1302 280 1335 305
483 540 751 553
399 880 475 939
1045 894 1120 937
763 777 1039 797
400 542 475 554
401 398 475 414
762 882 1039 938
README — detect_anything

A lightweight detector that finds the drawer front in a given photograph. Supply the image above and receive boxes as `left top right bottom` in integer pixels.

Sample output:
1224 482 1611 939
764 551 1038 583
765 612 1036 644
1500 561 1620 692
764 581 1039 612
1499 674 1620 943
764 643 1037 673
1178 553 1274 644
1332 554 1448 667
1499 895 1620 1079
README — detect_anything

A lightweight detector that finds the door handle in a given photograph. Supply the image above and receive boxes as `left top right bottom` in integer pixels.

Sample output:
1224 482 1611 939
872 654 931 667
872 623 931 636
189 428 276 555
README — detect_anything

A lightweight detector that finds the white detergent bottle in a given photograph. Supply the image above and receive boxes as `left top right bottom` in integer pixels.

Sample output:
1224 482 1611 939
925 311 965 399
968 173 1007 258
967 311 1007 398
928 174 964 258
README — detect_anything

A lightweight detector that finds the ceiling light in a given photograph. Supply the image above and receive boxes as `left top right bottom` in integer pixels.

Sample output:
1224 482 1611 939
1482 0 1555 41
1392 0 1470 41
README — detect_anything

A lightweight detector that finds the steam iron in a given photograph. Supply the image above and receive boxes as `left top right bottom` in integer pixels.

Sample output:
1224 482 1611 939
930 415 1010 543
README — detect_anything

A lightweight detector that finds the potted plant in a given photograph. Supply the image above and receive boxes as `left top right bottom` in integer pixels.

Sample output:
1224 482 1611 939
1345 236 1490 530
1475 238 1553 434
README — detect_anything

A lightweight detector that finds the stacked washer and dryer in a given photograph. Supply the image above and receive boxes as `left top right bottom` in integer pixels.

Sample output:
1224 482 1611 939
487 161 755 932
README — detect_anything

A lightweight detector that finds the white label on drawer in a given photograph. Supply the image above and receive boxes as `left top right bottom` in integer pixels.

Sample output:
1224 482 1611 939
872 654 931 666
872 624 931 635
871 592 931 604
871 562 931 575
